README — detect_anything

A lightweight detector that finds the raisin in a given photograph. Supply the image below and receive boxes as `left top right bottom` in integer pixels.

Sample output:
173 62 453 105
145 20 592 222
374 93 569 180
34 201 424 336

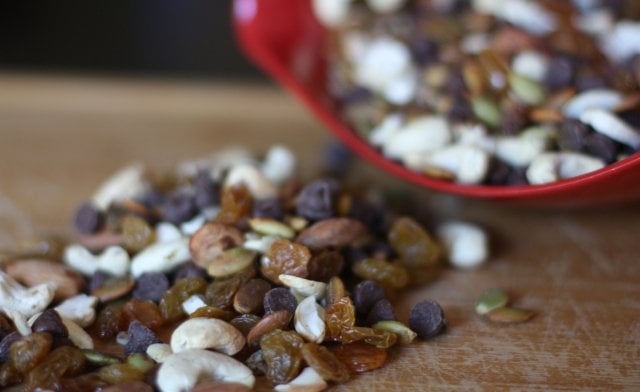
123 299 164 331
190 306 236 321
0 332 21 362
263 287 298 314
95 302 127 339
333 341 387 373
216 185 253 225
0 362 21 387
351 280 385 315
307 250 344 282
261 239 311 284
388 217 442 270
121 214 155 252
295 179 339 221
260 329 304 384
326 276 347 306
230 314 261 336
24 346 86 391
9 332 52 374
205 276 242 310
351 258 410 289
233 278 272 314
301 342 350 383
159 275 208 322
324 297 356 343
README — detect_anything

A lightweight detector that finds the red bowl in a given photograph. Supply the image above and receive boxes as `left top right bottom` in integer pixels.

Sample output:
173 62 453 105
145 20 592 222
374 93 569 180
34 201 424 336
232 0 640 207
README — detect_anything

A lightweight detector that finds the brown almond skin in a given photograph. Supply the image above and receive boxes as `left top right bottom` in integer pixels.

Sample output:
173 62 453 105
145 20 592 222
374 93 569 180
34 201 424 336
233 278 271 314
5 259 84 301
295 218 367 250
246 310 292 346
189 223 244 268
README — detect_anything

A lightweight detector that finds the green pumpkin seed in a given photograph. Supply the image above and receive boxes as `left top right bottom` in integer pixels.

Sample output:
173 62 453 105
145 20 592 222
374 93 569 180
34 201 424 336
372 320 418 345
486 307 534 324
509 73 546 106
126 353 155 373
249 218 295 239
81 349 121 366
471 96 502 127
207 247 257 278
475 288 509 315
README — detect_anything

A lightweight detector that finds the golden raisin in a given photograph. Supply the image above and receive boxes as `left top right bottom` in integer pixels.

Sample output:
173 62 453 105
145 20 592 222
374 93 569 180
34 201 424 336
10 332 52 374
301 342 350 383
260 329 304 385
324 297 356 343
24 346 86 391
190 306 236 321
307 250 344 282
333 341 388 374
97 363 146 384
230 314 261 336
159 275 208 322
351 258 409 289
216 185 252 225
261 239 311 284
205 276 242 309
95 301 127 339
388 217 442 270
122 299 164 331
121 214 155 253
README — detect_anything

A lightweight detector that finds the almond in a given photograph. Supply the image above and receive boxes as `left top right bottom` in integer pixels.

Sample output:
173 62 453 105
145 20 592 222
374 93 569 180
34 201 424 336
5 259 84 301
295 218 367 250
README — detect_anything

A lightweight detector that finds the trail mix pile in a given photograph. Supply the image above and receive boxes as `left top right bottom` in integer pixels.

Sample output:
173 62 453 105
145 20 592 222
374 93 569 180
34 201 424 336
0 146 488 391
315 0 640 185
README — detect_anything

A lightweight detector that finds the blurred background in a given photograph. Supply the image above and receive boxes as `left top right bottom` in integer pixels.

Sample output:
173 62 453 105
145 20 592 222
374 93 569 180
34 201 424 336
0 0 262 80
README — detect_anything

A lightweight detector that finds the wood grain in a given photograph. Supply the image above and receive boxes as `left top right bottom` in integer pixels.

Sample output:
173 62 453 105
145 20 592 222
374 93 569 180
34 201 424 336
0 73 638 390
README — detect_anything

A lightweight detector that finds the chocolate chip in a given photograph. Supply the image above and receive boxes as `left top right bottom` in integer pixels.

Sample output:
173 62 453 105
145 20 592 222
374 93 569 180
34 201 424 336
296 179 339 221
124 320 161 356
409 300 446 340
139 187 165 209
409 36 439 66
352 280 385 315
559 119 589 151
73 202 104 235
584 132 619 163
252 198 285 220
500 102 530 136
173 263 208 283
132 273 170 303
0 332 21 362
162 189 197 224
545 56 576 90
0 315 13 342
32 309 68 339
263 287 298 314
194 171 220 209
366 299 397 325
323 140 353 176
88 270 110 293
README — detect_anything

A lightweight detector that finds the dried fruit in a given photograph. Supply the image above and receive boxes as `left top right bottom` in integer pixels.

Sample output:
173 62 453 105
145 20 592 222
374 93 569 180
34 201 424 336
95 302 127 339
216 185 253 225
261 239 311 284
230 314 261 336
260 329 305 384
189 222 244 269
408 300 446 340
159 275 208 322
333 341 387 374
234 278 271 314
121 214 155 253
352 258 409 289
475 288 509 315
324 297 356 343
123 299 164 330
190 306 236 321
307 250 344 282
23 346 86 391
301 342 350 383
325 276 347 306
205 276 242 310
10 332 53 374
389 217 442 270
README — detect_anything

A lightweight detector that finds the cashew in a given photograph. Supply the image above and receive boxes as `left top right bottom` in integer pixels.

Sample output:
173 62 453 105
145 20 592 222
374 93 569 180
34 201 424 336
274 367 328 392
181 294 207 315
54 294 98 328
312 0 352 27
262 145 296 185
495 128 554 168
511 50 548 82
278 275 327 300
63 244 130 277
580 108 640 149
61 316 94 349
294 296 325 343
243 232 280 254
526 152 605 184
224 164 278 199
437 221 488 269
147 343 173 364
0 271 55 335
369 112 404 147
170 318 245 356
475 0 557 35
130 238 191 278
155 222 184 243
180 214 207 237
382 115 452 160
156 349 255 392
92 163 148 210
562 89 623 119
366 0 407 13
404 144 490 184
600 21 640 62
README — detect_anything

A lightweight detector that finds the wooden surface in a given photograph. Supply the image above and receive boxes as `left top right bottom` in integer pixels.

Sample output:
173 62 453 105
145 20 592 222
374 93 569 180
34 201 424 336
0 73 639 391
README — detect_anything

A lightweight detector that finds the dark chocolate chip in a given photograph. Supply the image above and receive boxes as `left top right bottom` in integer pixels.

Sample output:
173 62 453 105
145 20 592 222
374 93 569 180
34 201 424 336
162 189 197 224
409 300 447 340
252 198 285 220
545 56 576 90
173 263 208 283
263 287 298 314
323 140 354 176
32 309 68 339
124 320 161 356
409 36 440 66
559 119 589 151
584 132 619 163
352 280 385 315
194 171 220 209
296 179 340 221
0 332 21 362
139 187 165 209
73 202 104 235
133 273 170 303
366 299 397 326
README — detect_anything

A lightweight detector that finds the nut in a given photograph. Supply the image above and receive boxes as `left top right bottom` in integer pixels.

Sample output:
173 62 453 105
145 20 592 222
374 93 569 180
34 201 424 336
146 343 173 364
366 0 407 13
248 218 295 239
243 233 280 253
63 244 130 277
279 275 327 301
130 238 191 278
580 108 640 149
526 152 605 184
295 218 367 250
563 89 623 119
60 316 94 349
312 0 352 27
382 115 452 160
155 222 184 243
405 144 490 185
274 366 328 392
92 163 148 210
261 145 296 185
0 271 55 335
5 259 84 301
189 222 244 269
372 320 417 345
181 294 208 316
246 310 293 346
54 294 98 328
294 296 325 343
224 164 278 200
170 318 245 356
436 221 488 269
156 348 255 392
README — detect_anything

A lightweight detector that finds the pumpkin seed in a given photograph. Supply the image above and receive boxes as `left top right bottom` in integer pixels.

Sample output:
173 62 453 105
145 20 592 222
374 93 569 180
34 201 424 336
475 288 509 315
372 320 417 345
486 307 534 324
248 218 295 239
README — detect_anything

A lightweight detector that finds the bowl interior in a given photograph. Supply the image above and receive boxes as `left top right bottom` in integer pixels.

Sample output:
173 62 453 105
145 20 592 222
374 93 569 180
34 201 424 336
233 0 640 206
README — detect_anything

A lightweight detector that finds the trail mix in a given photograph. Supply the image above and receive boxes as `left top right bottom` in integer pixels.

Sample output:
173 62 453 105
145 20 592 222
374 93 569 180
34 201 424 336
0 145 489 391
315 0 640 185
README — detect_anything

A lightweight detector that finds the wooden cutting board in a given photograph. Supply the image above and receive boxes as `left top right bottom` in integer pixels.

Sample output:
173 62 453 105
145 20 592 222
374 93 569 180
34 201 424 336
0 73 638 391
